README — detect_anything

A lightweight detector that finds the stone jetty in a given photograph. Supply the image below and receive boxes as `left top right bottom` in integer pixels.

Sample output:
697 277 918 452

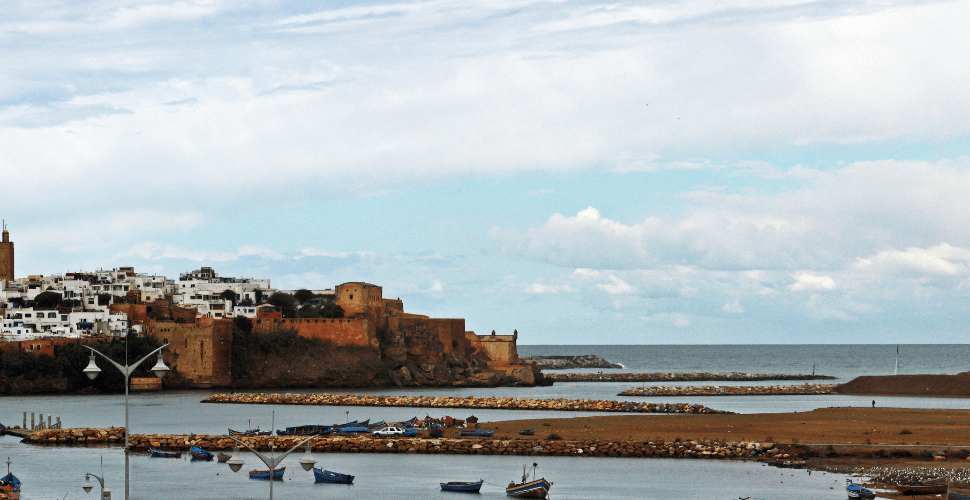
548 372 836 383
202 392 732 414
520 355 622 370
23 428 794 462
619 384 838 397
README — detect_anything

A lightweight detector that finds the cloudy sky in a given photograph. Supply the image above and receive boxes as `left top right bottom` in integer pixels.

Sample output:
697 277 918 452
2 0 969 344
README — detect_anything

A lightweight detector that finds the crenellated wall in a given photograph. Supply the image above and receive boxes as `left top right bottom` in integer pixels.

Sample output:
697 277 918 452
251 317 376 348
153 318 232 387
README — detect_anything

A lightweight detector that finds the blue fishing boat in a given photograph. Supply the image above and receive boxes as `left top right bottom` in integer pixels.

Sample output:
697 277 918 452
846 479 875 500
0 471 21 499
507 463 552 498
403 429 418 437
440 480 483 493
189 446 213 461
216 452 232 463
249 467 284 480
949 487 970 500
313 468 354 484
459 430 495 437
428 428 444 438
228 428 260 436
149 447 182 458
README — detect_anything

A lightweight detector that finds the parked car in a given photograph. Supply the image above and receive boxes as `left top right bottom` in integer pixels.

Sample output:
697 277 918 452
372 426 406 438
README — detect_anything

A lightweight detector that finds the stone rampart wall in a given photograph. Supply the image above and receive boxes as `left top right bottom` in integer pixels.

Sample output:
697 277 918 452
252 317 375 348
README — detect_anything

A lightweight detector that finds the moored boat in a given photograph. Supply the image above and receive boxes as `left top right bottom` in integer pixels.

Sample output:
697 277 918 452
313 468 354 484
895 480 948 495
428 428 444 438
949 486 970 500
507 463 552 499
459 430 495 437
149 447 182 458
189 446 214 461
249 467 285 480
216 452 232 463
0 463 21 500
846 479 876 500
228 428 260 436
518 429 535 436
441 480 483 493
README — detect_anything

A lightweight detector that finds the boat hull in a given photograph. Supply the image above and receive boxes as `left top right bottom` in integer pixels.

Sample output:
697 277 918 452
949 489 970 500
441 481 483 492
249 468 284 480
313 468 354 484
189 446 213 461
459 430 495 437
149 447 182 458
896 483 948 495
506 478 551 498
846 484 876 500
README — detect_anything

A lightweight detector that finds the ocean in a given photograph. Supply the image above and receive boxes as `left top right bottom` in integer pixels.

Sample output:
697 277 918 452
1 344 967 499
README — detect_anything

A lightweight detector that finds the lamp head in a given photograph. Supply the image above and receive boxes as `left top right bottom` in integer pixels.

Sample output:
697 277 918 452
83 474 93 493
83 355 101 381
150 352 169 379
299 441 316 471
227 457 244 473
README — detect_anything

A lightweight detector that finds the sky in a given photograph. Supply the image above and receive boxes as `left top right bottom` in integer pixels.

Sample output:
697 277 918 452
2 0 970 345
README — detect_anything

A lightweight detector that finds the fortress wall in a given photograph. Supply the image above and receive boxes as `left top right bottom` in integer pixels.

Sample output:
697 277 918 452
251 317 375 348
109 304 147 325
153 319 232 387
468 333 519 366
388 317 466 354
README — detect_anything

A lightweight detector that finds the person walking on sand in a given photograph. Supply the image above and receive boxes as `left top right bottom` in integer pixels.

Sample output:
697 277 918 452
872 400 875 408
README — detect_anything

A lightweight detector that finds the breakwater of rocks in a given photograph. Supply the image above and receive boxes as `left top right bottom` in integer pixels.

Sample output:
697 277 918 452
619 384 838 397
24 428 796 462
23 427 126 444
547 372 836 383
202 393 732 414
520 355 622 370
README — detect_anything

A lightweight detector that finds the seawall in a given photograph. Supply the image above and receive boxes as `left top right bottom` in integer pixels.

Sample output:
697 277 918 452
201 393 732 414
547 372 836 383
619 384 838 396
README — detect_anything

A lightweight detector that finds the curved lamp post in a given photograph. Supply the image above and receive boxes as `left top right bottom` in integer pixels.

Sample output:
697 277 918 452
82 343 169 500
225 434 318 500
82 473 110 500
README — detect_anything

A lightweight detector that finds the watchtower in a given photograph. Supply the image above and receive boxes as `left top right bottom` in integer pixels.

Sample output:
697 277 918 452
0 221 14 283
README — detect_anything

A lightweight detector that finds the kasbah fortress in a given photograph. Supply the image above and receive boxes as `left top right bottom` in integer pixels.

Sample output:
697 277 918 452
0 227 540 389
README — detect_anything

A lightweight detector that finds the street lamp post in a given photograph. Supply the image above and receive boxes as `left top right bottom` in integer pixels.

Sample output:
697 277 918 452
224 435 317 500
82 472 111 500
82 343 170 500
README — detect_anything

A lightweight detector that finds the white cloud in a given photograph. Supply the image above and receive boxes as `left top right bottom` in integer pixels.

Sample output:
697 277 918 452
854 243 970 277
524 282 572 294
641 312 692 328
722 299 744 313
595 275 636 295
789 273 837 292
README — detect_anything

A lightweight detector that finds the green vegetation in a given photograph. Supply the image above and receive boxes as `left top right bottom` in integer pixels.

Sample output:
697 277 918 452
33 291 62 309
231 315 332 382
0 335 162 394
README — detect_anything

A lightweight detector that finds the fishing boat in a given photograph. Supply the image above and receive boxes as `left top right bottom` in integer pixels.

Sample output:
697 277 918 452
440 480 484 493
189 446 214 461
228 428 260 436
895 480 948 495
459 430 495 437
0 459 21 500
149 447 182 458
507 463 552 498
846 479 876 500
428 428 444 438
313 468 354 484
518 429 535 436
216 452 232 463
249 467 285 480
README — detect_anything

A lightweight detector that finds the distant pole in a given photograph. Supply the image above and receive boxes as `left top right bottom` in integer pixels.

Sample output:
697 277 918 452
894 345 899 376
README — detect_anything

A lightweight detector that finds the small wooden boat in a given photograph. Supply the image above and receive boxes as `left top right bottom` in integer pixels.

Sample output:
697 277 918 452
0 470 21 500
149 447 182 458
249 467 284 480
228 428 260 436
846 479 876 500
518 429 535 436
189 446 214 461
216 452 232 463
428 428 444 438
313 468 354 484
895 481 948 495
441 480 483 493
459 430 495 437
507 463 552 498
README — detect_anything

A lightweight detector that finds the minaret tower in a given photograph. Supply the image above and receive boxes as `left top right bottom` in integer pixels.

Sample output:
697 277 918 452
0 221 14 282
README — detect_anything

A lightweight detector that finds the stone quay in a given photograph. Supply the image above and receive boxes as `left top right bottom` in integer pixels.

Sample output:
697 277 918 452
619 384 838 397
202 392 732 414
23 428 794 462
547 372 836 383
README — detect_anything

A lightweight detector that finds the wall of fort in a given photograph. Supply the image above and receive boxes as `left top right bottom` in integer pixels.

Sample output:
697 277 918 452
251 317 376 348
152 318 232 387
0 337 91 356
468 332 519 366
388 317 467 355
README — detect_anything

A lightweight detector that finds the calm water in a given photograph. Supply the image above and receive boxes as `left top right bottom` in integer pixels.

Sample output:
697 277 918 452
2 344 967 498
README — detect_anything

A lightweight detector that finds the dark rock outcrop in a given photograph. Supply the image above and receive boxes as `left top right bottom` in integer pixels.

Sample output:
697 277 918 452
520 355 622 370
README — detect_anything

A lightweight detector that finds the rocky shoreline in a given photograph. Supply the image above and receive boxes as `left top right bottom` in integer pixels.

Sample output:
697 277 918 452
619 384 838 396
201 392 731 413
520 355 622 370
547 372 836 382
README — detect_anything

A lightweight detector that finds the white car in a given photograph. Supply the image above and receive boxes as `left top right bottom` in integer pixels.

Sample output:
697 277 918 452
372 426 406 438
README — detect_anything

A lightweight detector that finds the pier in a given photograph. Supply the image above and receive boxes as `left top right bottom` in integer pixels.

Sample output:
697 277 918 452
0 411 62 438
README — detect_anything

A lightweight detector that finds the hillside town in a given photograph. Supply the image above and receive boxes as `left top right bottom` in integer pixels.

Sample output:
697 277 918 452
0 228 537 388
